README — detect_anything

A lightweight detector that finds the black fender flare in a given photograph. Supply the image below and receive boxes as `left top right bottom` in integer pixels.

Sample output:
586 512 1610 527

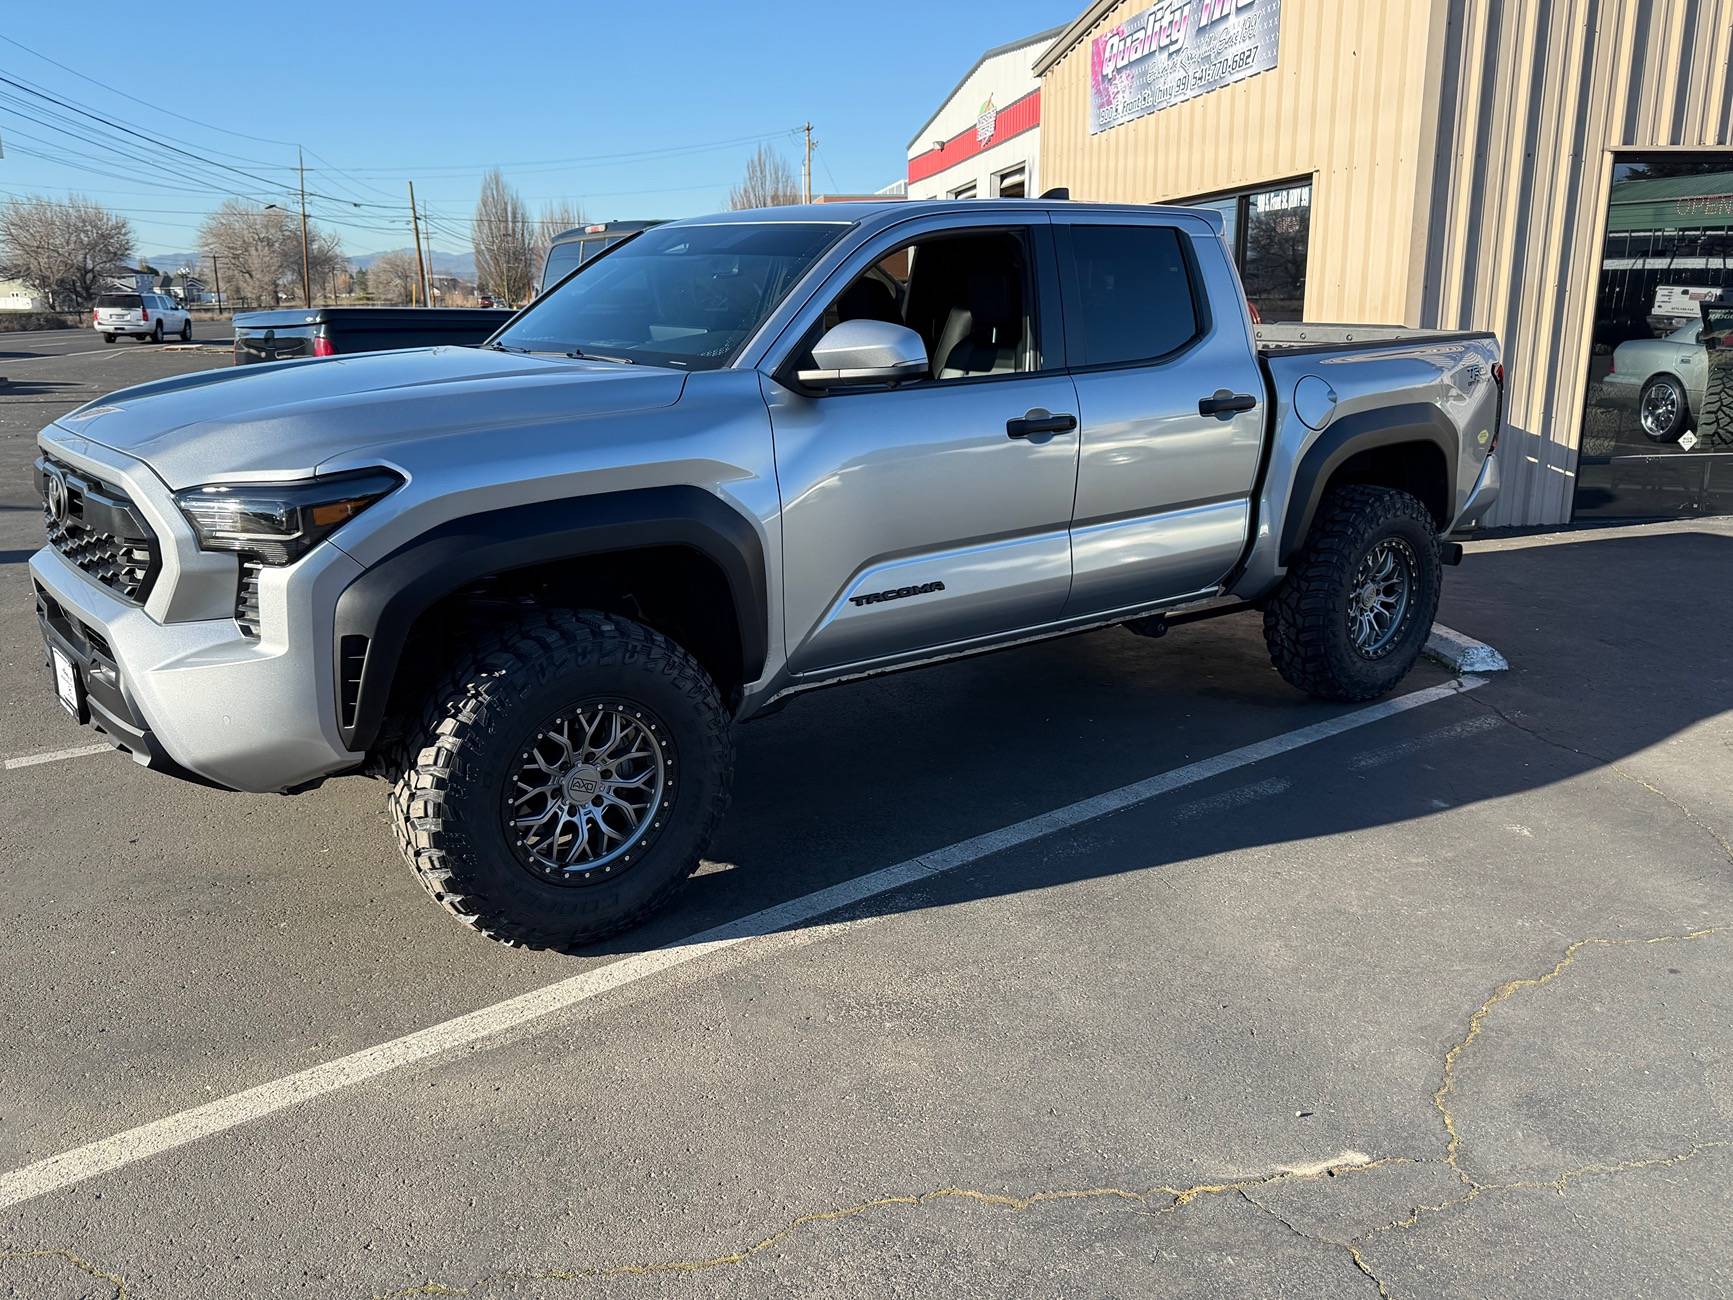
1279 404 1458 564
332 486 768 752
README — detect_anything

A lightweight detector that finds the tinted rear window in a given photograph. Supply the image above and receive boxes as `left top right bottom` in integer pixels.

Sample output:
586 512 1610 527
1067 225 1201 367
542 242 585 291
97 294 143 309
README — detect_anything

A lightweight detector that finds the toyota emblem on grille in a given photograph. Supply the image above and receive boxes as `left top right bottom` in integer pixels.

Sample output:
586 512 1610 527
43 467 69 525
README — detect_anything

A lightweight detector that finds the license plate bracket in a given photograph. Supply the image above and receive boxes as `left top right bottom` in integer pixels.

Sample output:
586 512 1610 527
50 644 89 724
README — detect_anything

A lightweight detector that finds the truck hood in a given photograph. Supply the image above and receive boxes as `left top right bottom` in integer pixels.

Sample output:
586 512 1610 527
53 346 687 489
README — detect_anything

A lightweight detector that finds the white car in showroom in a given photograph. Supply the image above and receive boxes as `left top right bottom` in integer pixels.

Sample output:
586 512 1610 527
1604 319 1706 443
92 291 193 345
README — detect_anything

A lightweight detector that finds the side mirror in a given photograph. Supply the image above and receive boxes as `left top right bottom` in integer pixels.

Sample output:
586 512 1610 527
797 319 928 389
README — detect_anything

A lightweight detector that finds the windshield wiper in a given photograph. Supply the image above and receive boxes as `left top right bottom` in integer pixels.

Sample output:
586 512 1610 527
483 340 529 353
566 348 635 364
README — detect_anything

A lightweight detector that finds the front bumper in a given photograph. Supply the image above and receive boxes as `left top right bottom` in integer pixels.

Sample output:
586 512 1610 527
28 432 367 793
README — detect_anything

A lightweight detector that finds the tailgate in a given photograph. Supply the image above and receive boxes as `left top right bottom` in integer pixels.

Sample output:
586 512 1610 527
234 324 319 365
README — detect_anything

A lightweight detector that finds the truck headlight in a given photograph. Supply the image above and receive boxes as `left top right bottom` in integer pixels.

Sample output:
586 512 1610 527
174 469 403 565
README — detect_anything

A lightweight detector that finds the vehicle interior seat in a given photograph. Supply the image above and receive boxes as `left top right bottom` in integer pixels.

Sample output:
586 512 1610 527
930 267 1021 379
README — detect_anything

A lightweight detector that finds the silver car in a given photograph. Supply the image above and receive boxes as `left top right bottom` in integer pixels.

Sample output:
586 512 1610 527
1604 320 1707 442
32 199 1502 948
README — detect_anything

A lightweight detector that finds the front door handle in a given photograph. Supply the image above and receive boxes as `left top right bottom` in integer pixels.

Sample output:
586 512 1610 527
1198 389 1258 416
1006 409 1078 439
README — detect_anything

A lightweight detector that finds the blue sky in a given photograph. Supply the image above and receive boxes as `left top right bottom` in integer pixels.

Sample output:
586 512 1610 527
0 2 1069 263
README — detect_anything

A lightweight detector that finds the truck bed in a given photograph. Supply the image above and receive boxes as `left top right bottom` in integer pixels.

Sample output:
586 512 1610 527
1255 323 1497 357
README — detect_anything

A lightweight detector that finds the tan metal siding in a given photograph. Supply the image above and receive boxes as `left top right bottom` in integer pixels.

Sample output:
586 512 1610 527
1039 0 1733 527
1421 0 1733 526
1040 0 1440 324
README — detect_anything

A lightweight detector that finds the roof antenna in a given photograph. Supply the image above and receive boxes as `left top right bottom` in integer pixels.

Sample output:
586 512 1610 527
1039 187 1070 200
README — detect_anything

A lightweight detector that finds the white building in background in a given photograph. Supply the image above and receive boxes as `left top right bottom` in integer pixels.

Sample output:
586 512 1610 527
0 279 47 311
905 26 1063 202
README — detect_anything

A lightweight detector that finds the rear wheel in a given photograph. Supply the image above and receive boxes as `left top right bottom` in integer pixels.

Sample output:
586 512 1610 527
389 609 733 950
101 334 115 344
1263 485 1442 701
150 321 164 343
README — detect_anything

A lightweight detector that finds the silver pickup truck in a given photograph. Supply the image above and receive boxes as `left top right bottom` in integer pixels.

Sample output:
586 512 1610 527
29 199 1501 949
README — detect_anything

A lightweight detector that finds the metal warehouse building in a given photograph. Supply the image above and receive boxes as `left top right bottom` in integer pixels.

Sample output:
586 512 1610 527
1034 0 1733 526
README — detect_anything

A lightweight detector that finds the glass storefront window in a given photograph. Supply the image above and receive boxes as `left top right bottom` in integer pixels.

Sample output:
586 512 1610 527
1574 156 1733 519
1178 180 1310 322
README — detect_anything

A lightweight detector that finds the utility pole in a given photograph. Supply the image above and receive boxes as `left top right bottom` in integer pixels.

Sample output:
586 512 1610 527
421 200 436 306
208 254 222 313
802 122 814 204
408 180 429 309
297 146 312 307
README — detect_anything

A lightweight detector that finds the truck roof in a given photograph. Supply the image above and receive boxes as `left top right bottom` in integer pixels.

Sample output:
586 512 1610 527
664 198 1224 237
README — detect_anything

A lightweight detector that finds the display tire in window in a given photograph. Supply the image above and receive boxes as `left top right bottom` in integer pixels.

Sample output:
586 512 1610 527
388 609 733 950
1695 348 1733 448
1263 485 1441 702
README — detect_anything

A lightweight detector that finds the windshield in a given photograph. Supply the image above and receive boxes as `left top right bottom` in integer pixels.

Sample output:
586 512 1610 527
496 221 847 370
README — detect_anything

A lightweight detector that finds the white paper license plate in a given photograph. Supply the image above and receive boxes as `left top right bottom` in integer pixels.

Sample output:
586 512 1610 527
52 646 80 715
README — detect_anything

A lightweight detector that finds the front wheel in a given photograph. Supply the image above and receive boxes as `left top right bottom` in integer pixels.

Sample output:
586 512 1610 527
389 609 733 950
1638 375 1689 443
1263 485 1442 701
179 318 193 342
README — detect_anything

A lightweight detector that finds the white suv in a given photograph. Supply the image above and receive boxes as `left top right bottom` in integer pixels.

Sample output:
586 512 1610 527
92 291 192 344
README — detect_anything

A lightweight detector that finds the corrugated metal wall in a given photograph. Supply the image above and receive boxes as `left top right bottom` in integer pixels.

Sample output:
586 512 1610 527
1039 0 1733 527
1419 0 1733 526
1039 0 1443 324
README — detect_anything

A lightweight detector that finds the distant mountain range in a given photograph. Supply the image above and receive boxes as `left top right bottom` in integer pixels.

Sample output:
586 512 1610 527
350 247 477 279
142 247 478 280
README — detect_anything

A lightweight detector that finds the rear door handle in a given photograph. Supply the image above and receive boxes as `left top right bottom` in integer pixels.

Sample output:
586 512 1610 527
1198 389 1258 416
1006 409 1078 438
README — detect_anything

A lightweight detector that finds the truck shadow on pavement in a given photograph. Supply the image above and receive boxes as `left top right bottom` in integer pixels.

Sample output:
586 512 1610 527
602 527 1733 956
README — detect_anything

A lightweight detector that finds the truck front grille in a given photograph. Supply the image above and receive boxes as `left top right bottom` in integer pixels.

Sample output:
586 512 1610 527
37 457 160 604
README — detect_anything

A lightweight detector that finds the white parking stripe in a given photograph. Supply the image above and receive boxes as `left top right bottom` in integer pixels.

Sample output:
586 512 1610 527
1170 776 1292 822
0 675 1486 1212
3 742 113 770
1 345 117 364
1348 713 1504 770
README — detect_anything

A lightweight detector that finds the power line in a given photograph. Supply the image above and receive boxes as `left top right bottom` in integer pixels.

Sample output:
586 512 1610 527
0 30 299 151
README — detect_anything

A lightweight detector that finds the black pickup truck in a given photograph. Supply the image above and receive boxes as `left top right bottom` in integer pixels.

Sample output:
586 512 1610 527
232 307 516 365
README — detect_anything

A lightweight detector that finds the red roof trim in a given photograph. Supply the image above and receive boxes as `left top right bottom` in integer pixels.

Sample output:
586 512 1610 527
907 89 1040 185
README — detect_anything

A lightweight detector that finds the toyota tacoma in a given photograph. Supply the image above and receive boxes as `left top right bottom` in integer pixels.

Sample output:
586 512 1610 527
29 199 1502 949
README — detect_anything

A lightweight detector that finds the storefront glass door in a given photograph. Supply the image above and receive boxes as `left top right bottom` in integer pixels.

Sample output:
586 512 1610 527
1575 155 1733 518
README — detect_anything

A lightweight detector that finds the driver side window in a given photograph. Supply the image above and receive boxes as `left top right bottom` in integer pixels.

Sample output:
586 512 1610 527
801 229 1039 382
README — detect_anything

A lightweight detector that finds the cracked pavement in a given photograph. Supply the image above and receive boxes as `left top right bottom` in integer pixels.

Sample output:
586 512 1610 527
3 339 1731 1297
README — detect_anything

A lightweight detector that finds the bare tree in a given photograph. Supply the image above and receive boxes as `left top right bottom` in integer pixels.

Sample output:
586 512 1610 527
729 145 800 210
0 194 134 309
472 169 534 305
529 200 586 291
198 200 346 307
369 250 421 305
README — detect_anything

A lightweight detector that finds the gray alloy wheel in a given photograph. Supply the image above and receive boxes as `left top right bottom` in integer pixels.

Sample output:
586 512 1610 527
505 701 670 883
1638 375 1688 443
1347 536 1418 659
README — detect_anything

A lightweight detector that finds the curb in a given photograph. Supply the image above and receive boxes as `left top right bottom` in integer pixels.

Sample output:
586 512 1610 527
1425 624 1510 674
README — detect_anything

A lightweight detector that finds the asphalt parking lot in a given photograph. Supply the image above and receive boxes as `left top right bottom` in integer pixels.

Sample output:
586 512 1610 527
1 327 1729 1299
